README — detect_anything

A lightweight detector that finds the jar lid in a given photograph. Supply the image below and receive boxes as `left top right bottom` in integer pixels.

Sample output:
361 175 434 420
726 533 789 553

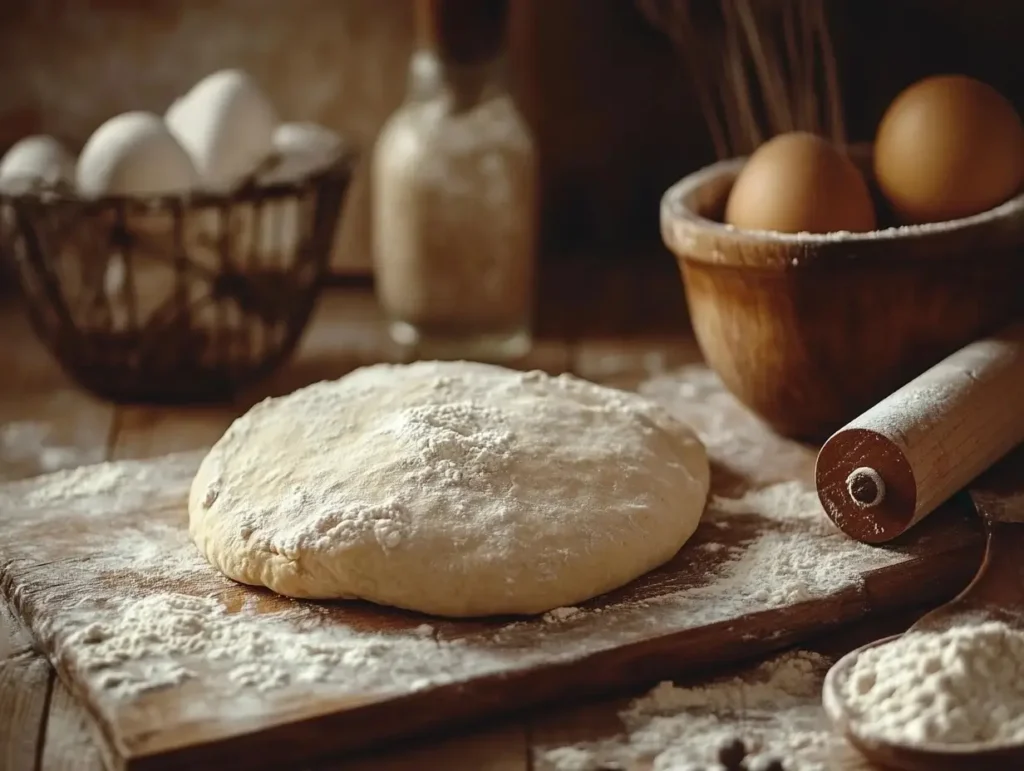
415 0 509 66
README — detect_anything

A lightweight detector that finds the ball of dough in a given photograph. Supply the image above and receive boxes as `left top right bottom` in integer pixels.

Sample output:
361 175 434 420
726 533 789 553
189 361 710 618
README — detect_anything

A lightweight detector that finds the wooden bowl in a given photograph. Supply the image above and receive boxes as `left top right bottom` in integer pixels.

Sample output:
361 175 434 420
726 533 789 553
661 151 1024 441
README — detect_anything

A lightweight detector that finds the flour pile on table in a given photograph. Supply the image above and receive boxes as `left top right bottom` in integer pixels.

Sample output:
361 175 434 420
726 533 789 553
541 650 836 771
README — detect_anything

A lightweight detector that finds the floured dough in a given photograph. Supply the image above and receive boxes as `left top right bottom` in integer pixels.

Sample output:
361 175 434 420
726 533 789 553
189 361 710 618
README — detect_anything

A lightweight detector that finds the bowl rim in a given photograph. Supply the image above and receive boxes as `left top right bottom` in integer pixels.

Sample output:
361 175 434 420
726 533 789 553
661 151 1024 269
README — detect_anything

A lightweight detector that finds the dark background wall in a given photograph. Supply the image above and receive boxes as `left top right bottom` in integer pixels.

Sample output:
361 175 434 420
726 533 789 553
0 0 1019 272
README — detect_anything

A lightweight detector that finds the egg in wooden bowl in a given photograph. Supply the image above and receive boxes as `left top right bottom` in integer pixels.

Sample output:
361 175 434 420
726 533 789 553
660 134 1024 442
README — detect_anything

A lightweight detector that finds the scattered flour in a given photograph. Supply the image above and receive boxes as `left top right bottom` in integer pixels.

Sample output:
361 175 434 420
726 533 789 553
3 456 519 706
486 476 896 638
639 366 803 487
90 523 213 578
542 650 835 771
0 420 102 477
841 620 1024 746
544 607 584 623
18 461 140 506
0 365 924 756
57 591 504 701
661 481 900 619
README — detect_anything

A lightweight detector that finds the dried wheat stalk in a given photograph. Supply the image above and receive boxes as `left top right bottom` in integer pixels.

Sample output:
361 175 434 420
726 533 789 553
636 0 846 158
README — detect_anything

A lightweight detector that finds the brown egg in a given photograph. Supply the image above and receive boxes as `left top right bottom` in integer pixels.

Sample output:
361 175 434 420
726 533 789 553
874 75 1024 224
724 132 877 234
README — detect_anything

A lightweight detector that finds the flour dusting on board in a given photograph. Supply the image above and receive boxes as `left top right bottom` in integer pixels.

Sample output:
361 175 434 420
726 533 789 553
525 479 908 633
0 419 104 477
493 367 910 638
24 462 131 504
544 606 584 623
9 456 185 511
0 364 970 763
690 482 892 610
59 592 503 700
630 367 909 623
541 649 836 770
6 459 516 707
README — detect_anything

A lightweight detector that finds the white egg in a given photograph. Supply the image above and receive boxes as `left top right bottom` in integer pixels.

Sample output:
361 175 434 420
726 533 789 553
273 122 343 156
0 135 75 193
259 122 344 185
76 111 199 197
166 69 278 193
242 122 345 258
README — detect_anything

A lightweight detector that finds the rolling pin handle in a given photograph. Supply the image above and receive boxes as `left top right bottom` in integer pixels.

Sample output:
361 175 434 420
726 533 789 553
846 466 886 508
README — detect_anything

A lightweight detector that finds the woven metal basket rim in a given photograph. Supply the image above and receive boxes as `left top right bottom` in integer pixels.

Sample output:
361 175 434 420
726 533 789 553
5 148 357 403
0 147 359 212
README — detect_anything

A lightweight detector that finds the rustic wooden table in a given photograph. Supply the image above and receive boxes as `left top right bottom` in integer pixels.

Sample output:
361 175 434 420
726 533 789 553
0 288 925 771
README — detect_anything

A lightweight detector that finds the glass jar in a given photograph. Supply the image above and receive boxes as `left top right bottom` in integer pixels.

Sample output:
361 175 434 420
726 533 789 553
371 0 538 360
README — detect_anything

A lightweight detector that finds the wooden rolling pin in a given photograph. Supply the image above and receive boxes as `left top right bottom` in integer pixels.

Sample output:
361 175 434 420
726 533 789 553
815 322 1024 544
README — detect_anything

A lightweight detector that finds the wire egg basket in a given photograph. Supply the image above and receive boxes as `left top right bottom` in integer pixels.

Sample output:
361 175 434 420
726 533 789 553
0 150 357 403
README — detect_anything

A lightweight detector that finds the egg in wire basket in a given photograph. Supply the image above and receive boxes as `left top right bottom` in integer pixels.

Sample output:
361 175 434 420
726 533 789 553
0 138 357 404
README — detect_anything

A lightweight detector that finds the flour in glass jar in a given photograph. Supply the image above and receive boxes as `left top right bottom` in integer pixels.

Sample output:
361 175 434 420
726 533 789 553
372 73 538 354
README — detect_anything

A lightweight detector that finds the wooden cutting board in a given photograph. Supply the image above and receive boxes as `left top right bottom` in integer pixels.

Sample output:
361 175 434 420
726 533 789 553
0 365 984 771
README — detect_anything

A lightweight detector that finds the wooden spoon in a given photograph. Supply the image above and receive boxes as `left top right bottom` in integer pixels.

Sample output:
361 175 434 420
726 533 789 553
822 445 1024 771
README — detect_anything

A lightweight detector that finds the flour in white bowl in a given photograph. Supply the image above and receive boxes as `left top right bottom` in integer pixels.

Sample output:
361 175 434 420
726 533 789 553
841 620 1024 746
